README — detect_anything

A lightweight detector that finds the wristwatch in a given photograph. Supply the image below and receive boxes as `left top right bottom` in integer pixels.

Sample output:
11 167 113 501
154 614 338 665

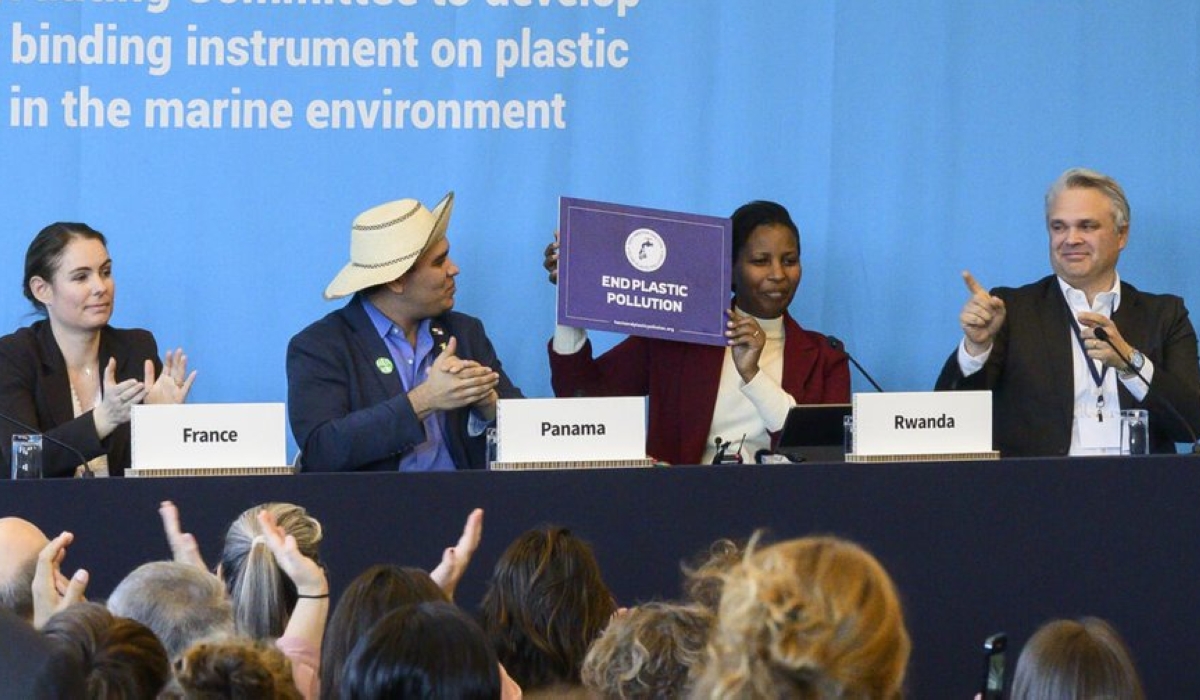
1119 349 1145 379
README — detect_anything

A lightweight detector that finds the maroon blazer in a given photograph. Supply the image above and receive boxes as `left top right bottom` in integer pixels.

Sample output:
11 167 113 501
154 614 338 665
549 314 850 464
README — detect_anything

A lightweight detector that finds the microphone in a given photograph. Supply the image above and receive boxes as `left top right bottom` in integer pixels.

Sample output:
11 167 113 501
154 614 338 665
1093 327 1200 454
0 410 95 478
826 335 885 392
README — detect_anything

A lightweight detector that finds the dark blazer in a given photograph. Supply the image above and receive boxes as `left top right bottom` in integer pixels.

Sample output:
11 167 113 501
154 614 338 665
286 295 523 472
549 313 851 465
936 275 1200 457
0 321 160 478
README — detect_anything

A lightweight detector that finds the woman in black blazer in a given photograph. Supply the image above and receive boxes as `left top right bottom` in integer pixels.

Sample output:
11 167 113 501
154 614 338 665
0 223 196 477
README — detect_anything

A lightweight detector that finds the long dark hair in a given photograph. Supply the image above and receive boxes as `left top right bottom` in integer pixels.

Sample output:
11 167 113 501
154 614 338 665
479 526 616 691
321 565 448 699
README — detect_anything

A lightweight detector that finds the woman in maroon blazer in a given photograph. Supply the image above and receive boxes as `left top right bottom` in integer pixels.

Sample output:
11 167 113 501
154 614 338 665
0 223 195 477
546 201 850 465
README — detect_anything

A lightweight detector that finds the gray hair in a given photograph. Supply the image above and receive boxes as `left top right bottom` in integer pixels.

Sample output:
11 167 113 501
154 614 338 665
107 561 235 659
218 502 324 640
1045 167 1131 231
0 557 36 620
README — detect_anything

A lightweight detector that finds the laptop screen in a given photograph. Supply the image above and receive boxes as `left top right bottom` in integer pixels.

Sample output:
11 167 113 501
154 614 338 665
775 404 852 460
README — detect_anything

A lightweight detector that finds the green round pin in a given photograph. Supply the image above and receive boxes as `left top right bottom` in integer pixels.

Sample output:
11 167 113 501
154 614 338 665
376 357 395 374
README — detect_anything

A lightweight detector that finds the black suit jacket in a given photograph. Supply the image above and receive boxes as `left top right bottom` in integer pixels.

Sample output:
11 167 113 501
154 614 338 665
0 321 160 478
936 275 1200 457
286 295 523 472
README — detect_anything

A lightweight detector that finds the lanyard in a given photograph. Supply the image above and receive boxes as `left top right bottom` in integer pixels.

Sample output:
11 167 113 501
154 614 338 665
1068 313 1111 421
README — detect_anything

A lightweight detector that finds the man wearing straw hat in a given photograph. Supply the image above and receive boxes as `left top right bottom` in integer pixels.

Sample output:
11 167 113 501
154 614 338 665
287 192 522 472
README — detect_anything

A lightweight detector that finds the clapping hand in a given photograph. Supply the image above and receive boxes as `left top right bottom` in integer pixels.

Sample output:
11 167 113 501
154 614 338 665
145 348 197 405
411 338 500 417
430 508 484 601
32 531 88 628
92 358 148 439
159 500 207 569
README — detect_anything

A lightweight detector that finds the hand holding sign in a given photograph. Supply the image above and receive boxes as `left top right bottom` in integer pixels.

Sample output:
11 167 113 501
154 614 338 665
959 271 1006 357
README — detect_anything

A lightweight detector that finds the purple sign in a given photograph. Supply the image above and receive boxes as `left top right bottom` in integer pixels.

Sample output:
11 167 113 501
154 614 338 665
557 197 731 346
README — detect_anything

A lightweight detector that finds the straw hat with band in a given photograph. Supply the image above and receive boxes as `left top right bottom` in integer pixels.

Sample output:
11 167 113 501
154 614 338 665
324 191 455 300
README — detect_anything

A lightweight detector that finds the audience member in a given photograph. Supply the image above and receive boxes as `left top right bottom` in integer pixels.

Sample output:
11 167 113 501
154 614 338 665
0 608 87 699
321 565 448 699
1010 617 1144 700
165 637 303 700
107 561 235 660
581 601 713 699
681 538 744 613
692 534 910 699
0 516 50 621
0 222 196 477
41 602 171 699
218 502 325 640
339 602 501 700
480 526 616 696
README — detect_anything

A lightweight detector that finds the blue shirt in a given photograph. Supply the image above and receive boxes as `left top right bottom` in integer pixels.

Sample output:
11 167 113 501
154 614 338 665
361 299 457 472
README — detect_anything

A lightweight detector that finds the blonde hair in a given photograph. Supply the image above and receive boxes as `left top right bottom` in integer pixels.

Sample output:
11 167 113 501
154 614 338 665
219 502 323 639
692 535 910 699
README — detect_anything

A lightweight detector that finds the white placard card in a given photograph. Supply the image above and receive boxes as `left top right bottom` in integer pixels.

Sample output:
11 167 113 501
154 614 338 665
131 403 288 470
496 397 646 463
853 391 992 457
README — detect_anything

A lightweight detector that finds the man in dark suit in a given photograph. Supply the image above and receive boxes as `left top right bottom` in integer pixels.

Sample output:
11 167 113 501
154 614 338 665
936 168 1200 457
287 192 522 472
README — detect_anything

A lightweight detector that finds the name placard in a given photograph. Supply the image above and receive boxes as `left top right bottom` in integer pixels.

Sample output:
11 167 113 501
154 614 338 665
496 396 647 463
131 403 288 470
557 197 731 346
852 391 993 457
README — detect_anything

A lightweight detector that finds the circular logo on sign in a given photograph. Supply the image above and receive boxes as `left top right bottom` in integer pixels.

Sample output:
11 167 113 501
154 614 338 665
624 228 666 272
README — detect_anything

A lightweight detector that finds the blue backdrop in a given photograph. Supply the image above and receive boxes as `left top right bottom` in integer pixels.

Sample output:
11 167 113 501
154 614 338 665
3 0 1198 450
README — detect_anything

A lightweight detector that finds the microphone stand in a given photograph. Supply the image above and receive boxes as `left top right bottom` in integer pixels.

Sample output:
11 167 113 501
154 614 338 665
0 411 95 477
827 336 885 392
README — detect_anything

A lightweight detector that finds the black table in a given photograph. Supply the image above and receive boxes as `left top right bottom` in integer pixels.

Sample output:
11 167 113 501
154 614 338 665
3 455 1197 696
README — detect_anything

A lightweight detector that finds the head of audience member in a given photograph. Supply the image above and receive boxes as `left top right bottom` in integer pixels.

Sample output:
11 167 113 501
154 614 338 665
681 537 745 613
107 560 235 660
693 534 910 699
581 601 713 700
23 222 112 320
1 607 88 699
218 502 324 640
321 565 449 699
0 517 49 621
339 601 500 700
729 200 802 319
40 602 171 699
1010 617 1145 700
480 525 617 692
164 637 302 700
1043 167 1130 298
